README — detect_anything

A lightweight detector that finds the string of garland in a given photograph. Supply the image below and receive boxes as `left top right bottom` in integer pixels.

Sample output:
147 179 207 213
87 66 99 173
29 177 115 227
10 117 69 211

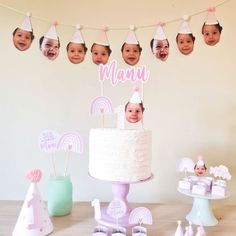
0 0 230 30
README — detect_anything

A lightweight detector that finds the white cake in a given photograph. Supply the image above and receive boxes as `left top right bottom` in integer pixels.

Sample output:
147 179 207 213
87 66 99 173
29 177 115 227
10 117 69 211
178 179 191 190
89 128 152 182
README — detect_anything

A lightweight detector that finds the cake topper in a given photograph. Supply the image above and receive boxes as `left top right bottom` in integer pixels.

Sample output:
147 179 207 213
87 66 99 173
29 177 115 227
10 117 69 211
38 130 83 176
209 165 231 180
176 157 195 176
57 132 84 176
38 129 60 176
194 156 207 177
125 87 145 124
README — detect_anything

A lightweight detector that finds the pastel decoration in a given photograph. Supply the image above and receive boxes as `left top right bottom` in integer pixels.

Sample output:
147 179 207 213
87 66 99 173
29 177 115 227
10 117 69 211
95 26 110 46
12 169 53 236
107 198 127 220
114 105 125 129
111 226 126 236
188 221 194 236
196 155 205 167
91 199 102 220
178 16 192 34
70 24 85 43
205 7 218 25
209 165 231 180
154 22 166 40
174 220 184 236
19 12 32 32
176 158 195 173
90 96 113 115
48 176 72 216
45 23 58 40
57 132 83 154
27 169 42 183
130 87 142 103
184 227 189 236
38 129 59 153
125 25 139 44
132 225 147 235
129 207 153 225
93 226 109 236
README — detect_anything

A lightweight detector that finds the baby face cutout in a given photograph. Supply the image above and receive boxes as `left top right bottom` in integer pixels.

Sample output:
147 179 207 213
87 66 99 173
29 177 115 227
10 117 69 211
122 43 141 66
91 44 110 65
176 33 195 55
13 28 33 51
194 165 207 177
40 37 60 61
152 39 169 61
125 102 144 123
67 42 86 64
202 24 221 46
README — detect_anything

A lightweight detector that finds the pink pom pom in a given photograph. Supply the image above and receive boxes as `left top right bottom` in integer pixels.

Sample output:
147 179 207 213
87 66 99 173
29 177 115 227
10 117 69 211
158 21 165 27
208 6 216 12
102 26 109 32
197 155 203 160
52 20 58 26
27 169 42 183
132 86 139 92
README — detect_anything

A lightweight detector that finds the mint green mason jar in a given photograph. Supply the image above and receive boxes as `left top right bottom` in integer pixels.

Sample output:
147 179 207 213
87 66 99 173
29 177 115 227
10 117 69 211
47 176 73 216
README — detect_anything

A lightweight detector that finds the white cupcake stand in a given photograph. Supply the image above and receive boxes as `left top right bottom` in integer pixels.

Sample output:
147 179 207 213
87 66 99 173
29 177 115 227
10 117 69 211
178 188 229 226
95 175 153 228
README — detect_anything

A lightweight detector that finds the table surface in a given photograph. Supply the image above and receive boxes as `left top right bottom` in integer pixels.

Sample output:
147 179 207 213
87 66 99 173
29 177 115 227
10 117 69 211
1 201 236 236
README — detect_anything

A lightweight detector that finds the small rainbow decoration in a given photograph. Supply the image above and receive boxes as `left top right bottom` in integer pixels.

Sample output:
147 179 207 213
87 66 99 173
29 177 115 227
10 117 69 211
57 132 83 154
129 207 153 225
90 96 113 115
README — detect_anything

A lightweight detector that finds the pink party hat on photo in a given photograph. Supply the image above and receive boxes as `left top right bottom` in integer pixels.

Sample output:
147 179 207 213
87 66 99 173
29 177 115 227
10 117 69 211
154 22 167 40
45 22 58 40
130 87 142 103
174 220 184 236
95 26 110 46
205 7 218 25
12 169 53 236
196 155 205 166
70 24 85 43
19 12 32 32
125 25 139 44
178 16 192 34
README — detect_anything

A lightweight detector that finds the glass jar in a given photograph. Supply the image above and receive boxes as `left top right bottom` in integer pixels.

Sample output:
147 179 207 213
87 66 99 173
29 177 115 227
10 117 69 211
47 176 72 216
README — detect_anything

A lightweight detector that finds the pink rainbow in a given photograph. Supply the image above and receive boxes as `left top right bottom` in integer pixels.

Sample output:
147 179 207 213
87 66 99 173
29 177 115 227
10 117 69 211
57 132 83 154
90 96 113 115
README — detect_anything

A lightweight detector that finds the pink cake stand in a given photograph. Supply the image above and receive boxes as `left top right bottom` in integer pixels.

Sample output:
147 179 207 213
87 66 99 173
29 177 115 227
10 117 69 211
94 174 153 228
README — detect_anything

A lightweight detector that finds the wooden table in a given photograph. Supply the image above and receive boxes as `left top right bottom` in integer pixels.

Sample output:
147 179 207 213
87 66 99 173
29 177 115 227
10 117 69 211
1 201 236 236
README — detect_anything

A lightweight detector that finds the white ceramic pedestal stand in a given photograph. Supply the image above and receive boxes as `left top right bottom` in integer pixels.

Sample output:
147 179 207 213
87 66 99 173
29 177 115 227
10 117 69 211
178 188 229 226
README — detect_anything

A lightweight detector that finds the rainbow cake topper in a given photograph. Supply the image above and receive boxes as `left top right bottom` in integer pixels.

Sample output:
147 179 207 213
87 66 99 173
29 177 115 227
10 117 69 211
209 165 231 180
90 96 113 115
38 130 83 177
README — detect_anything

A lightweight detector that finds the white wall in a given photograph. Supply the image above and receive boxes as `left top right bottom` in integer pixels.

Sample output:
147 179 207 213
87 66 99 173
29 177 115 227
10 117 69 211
0 0 236 204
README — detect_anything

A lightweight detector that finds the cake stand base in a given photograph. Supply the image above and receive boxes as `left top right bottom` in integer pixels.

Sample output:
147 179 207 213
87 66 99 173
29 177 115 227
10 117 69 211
95 175 153 228
186 197 218 226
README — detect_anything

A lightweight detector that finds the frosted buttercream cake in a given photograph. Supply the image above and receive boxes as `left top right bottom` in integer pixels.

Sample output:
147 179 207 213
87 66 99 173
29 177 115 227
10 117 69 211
89 128 152 182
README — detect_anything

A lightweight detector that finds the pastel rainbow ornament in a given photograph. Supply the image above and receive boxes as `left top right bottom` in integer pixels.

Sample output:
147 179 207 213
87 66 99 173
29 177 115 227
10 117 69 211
90 96 113 115
12 169 53 236
57 131 83 154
